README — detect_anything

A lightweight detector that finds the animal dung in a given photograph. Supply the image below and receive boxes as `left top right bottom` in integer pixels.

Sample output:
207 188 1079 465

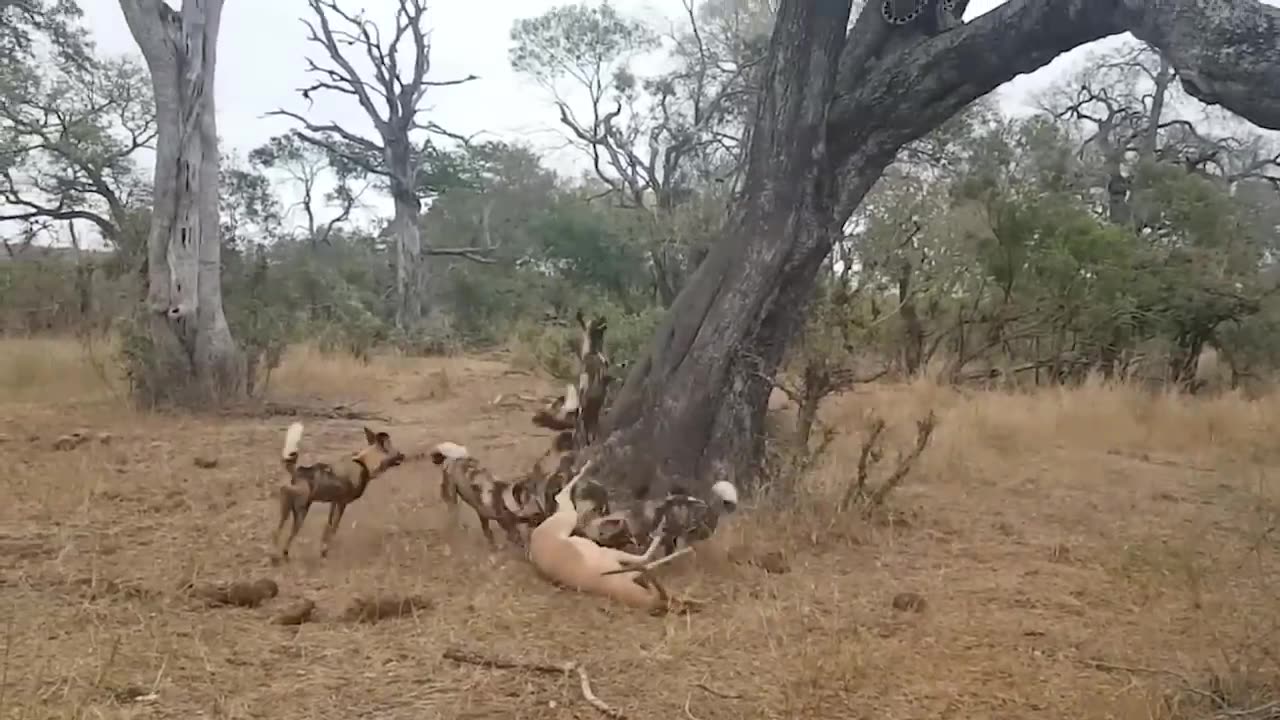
340 595 433 624
730 547 792 574
51 432 90 451
187 578 280 608
270 598 316 625
891 591 927 613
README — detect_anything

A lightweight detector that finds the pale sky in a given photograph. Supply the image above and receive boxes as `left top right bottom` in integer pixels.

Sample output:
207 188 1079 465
76 0 1110 169
22 0 1215 243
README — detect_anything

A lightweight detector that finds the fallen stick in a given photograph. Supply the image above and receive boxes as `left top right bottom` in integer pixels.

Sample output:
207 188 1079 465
443 647 624 719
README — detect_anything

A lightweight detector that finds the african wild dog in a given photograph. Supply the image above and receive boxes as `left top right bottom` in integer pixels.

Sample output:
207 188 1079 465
429 436 612 549
429 442 552 548
528 461 688 613
275 423 406 561
578 478 740 557
574 311 611 448
531 382 579 433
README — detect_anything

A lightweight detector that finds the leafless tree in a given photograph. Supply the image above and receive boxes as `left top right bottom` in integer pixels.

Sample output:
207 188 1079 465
269 0 490 331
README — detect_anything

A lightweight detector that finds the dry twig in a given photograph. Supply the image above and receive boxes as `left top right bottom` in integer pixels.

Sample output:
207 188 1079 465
1081 658 1224 708
443 647 624 718
838 411 938 512
694 680 742 699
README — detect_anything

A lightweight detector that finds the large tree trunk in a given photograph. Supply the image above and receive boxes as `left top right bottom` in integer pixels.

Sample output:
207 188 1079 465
596 0 855 500
592 0 1280 504
387 147 424 331
119 0 243 406
389 169 424 330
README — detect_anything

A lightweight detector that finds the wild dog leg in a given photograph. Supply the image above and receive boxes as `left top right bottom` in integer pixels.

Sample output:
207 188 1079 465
280 500 311 559
320 503 346 558
477 517 497 547
501 519 526 549
275 486 294 538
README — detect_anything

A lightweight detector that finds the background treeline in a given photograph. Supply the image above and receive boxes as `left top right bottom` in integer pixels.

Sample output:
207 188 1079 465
2 1 1278 398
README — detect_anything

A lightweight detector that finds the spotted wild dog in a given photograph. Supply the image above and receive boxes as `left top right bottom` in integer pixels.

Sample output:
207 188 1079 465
429 437 610 548
574 311 610 448
275 423 406 561
531 382 579 433
579 477 740 557
429 442 548 549
528 460 691 613
527 430 611 526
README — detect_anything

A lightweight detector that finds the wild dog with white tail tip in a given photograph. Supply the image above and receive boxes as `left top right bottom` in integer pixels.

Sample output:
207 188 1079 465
275 423 406 561
579 476 739 556
429 441 557 548
531 383 580 432
528 461 690 613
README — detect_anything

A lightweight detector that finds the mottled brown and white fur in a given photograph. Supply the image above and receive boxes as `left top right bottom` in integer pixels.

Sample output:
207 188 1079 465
574 312 610 448
528 461 688 613
275 423 406 561
531 383 579 433
430 442 553 548
580 479 740 556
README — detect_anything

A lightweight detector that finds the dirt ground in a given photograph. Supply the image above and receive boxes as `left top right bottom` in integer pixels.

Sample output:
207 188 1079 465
1 339 1277 719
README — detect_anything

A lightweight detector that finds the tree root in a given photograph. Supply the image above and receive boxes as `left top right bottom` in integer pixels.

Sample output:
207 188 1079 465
443 647 625 719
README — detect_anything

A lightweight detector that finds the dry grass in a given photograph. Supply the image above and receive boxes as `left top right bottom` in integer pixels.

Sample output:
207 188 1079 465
1 338 1277 719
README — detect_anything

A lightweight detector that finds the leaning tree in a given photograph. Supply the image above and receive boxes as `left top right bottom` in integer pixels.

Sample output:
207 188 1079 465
587 0 1280 503
118 0 243 406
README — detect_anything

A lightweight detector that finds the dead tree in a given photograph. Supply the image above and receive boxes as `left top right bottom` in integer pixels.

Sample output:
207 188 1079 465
585 0 1280 510
118 0 244 406
269 0 490 331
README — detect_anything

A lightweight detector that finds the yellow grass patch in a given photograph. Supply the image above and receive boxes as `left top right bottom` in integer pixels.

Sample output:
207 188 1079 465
0 337 1275 718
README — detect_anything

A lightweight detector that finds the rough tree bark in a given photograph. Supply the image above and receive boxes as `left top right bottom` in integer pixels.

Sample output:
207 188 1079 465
118 0 243 406
593 0 1280 503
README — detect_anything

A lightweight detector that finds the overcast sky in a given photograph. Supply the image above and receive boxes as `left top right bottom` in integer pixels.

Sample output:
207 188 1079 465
76 0 1120 170
52 0 1260 241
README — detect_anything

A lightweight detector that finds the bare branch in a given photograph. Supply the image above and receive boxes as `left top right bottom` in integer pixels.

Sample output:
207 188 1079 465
424 246 496 264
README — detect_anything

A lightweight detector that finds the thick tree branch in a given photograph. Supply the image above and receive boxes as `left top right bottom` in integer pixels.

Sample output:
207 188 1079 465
424 246 496 264
828 0 1280 221
837 0 1280 142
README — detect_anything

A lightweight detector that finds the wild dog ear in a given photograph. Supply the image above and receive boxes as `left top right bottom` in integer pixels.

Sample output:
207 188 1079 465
363 427 377 445
512 484 529 506
375 431 392 451
575 309 586 330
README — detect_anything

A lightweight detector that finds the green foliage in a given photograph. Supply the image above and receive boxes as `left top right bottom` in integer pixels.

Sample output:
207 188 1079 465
509 299 661 382
0 45 154 250
5 14 1279 405
509 2 658 86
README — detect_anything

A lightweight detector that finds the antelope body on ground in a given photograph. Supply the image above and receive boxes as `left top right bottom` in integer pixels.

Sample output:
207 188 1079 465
528 461 689 613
